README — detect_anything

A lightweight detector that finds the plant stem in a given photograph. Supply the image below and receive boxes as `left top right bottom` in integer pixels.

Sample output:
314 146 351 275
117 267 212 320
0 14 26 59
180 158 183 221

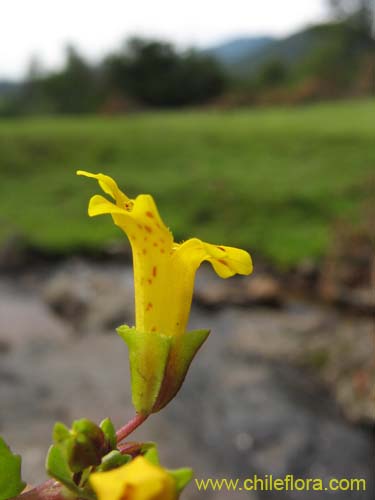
15 481 64 500
116 413 148 443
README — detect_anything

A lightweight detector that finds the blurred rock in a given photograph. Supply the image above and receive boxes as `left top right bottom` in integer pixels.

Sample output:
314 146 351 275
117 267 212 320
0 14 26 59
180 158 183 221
1 263 373 497
243 274 283 307
194 266 284 309
43 261 134 332
319 226 373 315
195 280 241 308
0 339 11 354
329 287 374 315
289 258 320 293
0 235 30 272
0 290 70 349
43 272 89 328
230 305 374 425
85 292 133 332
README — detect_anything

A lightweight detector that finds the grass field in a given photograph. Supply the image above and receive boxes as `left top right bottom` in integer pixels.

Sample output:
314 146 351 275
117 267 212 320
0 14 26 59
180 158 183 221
0 99 373 266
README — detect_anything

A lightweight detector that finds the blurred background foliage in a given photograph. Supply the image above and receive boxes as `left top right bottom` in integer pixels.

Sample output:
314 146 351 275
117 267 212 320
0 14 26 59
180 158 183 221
0 0 373 267
0 0 373 115
0 100 373 265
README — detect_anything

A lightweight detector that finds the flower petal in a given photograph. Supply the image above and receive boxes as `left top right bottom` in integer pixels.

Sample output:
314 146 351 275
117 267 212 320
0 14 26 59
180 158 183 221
176 238 253 278
130 194 173 246
88 194 128 217
90 456 176 500
77 170 130 206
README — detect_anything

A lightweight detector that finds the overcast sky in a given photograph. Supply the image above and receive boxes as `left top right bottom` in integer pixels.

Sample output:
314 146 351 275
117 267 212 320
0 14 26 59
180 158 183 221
1 0 328 79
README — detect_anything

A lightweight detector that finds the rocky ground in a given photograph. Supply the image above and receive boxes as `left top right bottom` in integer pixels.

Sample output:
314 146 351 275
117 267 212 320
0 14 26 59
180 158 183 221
0 258 373 499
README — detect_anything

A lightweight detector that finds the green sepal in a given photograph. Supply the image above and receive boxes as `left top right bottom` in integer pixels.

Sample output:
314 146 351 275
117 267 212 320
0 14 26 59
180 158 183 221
96 450 131 472
100 418 117 451
153 329 210 412
117 325 210 414
168 467 194 494
117 325 172 414
0 437 26 500
53 422 70 443
45 445 95 500
141 442 159 465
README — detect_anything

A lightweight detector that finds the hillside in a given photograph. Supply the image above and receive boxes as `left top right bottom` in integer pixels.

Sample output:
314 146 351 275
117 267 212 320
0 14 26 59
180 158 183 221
0 80 19 97
205 36 274 66
210 22 371 79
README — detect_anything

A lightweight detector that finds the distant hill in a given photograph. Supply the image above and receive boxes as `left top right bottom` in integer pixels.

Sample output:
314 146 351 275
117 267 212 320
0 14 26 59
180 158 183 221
234 25 338 77
205 36 275 66
0 80 19 98
207 24 353 79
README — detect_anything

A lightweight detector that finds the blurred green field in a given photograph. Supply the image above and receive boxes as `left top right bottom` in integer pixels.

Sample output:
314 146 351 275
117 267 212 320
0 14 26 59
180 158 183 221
0 99 373 265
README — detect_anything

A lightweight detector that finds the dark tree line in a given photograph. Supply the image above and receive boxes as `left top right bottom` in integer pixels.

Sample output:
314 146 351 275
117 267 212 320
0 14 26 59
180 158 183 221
4 38 227 115
105 38 227 107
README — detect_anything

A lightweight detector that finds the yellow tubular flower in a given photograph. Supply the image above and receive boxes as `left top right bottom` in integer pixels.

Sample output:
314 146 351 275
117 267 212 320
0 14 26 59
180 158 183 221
90 456 177 500
77 171 253 414
77 170 252 336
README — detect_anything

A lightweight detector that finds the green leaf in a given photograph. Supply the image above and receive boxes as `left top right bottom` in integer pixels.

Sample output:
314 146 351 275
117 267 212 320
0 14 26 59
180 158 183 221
45 445 95 500
96 450 131 472
0 437 26 500
46 445 79 492
100 418 117 451
168 468 193 493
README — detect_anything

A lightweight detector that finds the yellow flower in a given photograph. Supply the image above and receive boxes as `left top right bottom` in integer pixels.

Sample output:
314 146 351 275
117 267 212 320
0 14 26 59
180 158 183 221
77 171 253 414
77 170 252 337
90 456 177 500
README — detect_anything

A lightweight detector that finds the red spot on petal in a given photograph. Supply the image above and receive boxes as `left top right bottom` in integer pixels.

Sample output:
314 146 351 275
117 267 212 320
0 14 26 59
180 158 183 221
144 236 148 241
146 302 153 311
217 246 226 252
145 225 152 233
152 266 157 277
146 211 154 218
148 278 152 284
137 224 143 229
153 242 158 247
142 249 147 255
218 259 229 266
151 326 157 332
160 249 165 254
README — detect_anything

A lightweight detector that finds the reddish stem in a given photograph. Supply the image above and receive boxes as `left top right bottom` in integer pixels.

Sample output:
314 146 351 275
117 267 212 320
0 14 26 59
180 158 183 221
118 441 142 456
15 481 64 500
116 413 148 443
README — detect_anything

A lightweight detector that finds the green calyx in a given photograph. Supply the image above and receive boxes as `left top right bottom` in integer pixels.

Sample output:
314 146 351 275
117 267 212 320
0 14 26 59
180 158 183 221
117 325 210 415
